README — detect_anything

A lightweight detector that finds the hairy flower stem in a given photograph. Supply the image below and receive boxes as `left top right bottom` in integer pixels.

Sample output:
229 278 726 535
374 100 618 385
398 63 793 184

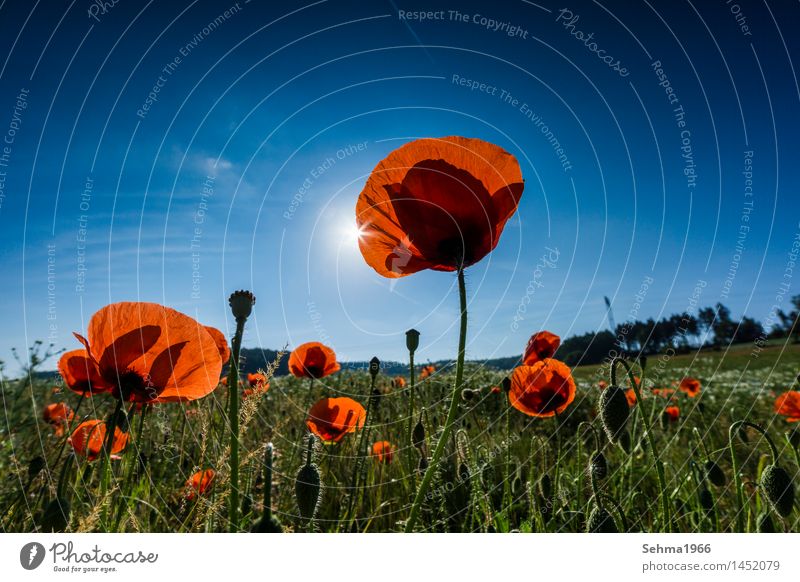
227 317 246 532
99 397 124 528
612 358 670 532
405 268 467 532
406 351 416 462
728 420 778 532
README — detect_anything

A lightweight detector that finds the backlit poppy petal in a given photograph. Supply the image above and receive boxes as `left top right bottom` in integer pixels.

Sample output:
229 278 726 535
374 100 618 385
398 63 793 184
204 326 231 365
522 331 561 365
775 391 800 422
306 397 366 443
68 419 128 461
679 377 701 398
356 136 524 277
371 441 394 464
57 349 113 396
289 342 340 379
509 359 575 418
185 469 215 500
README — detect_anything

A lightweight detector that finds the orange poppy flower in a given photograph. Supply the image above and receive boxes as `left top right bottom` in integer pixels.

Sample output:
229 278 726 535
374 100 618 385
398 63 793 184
393 376 406 389
625 389 638 407
306 397 366 443
58 302 222 403
185 469 215 500
522 331 561 365
219 376 228 387
775 391 800 422
490 386 502 395
679 377 701 398
288 342 341 379
355 136 524 277
419 365 436 380
663 406 680 422
68 419 128 461
371 441 394 464
509 359 576 418
652 388 676 399
598 380 608 390
247 372 267 388
243 382 269 399
204 326 231 365
43 403 74 437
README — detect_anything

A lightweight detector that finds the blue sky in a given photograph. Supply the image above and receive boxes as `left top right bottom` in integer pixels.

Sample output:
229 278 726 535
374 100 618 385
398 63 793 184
0 0 798 373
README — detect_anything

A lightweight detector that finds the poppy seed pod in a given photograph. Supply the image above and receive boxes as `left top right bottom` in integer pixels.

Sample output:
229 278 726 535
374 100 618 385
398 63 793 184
761 464 794 518
294 463 321 521
704 460 726 487
405 329 420 354
412 418 426 451
586 504 618 533
228 290 255 320
590 452 608 481
757 511 776 533
369 356 380 379
698 489 714 513
599 386 630 445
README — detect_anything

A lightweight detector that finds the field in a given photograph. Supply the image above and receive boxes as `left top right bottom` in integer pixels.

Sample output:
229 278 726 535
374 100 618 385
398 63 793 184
1 335 798 533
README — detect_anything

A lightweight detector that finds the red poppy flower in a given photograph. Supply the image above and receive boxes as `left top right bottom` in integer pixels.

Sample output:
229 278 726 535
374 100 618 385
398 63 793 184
68 419 128 461
679 377 701 398
509 359 576 418
522 331 561 365
288 342 340 379
204 326 231 365
393 376 406 389
243 381 269 399
775 391 800 422
247 372 267 388
652 388 676 399
419 365 436 380
490 386 502 395
220 376 228 387
185 469 215 500
306 397 366 443
625 389 638 407
43 403 74 437
663 406 680 422
356 136 524 277
57 302 223 403
371 441 394 464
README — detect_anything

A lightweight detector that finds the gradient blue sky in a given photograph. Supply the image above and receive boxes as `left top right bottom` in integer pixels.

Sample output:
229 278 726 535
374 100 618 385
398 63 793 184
0 0 798 373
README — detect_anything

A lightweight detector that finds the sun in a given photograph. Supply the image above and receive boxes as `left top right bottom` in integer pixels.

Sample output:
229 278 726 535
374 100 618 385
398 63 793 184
342 222 365 244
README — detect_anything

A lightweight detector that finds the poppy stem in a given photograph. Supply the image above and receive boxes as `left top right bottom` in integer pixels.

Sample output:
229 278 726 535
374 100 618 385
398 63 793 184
406 350 416 469
405 268 467 532
613 357 671 532
227 316 246 532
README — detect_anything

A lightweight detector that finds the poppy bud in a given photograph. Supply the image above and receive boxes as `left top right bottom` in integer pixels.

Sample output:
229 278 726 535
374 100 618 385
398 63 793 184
461 388 476 401
599 386 630 446
590 453 608 481
369 356 380 379
417 453 428 473
294 463 321 521
28 456 45 480
501 376 511 393
698 489 714 513
412 418 426 451
761 464 794 518
228 290 255 320
618 430 631 453
704 460 726 487
757 511 776 533
586 504 618 533
405 329 420 354
39 498 70 532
